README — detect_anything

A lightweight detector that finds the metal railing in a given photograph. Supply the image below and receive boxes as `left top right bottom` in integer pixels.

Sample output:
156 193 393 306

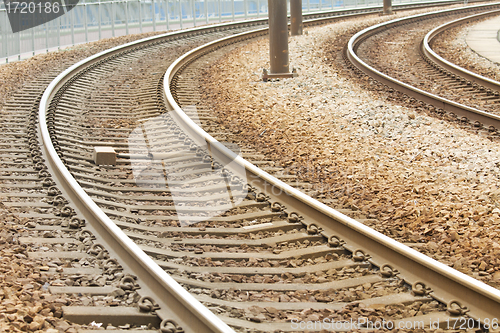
1 0 434 63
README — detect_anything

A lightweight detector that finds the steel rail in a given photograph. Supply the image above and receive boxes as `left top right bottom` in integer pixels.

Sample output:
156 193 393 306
423 9 500 92
38 21 275 333
34 6 413 332
301 0 480 27
37 2 492 332
348 2 500 130
166 6 500 323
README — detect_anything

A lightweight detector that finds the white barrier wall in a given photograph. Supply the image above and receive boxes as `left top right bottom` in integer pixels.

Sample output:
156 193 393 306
0 0 431 63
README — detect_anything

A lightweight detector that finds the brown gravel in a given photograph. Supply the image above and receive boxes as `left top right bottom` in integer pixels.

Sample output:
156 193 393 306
0 209 76 332
205 279 407 304
2 8 497 332
0 32 163 112
201 8 500 291
0 31 165 333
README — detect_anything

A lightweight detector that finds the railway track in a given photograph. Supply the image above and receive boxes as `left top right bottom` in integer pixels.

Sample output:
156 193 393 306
39 23 267 333
164 9 500 331
430 10 500 83
347 2 500 131
1 1 498 332
422 10 500 97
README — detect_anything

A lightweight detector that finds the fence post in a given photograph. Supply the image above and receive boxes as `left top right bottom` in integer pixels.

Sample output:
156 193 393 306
218 0 221 22
166 0 170 30
153 0 156 31
205 0 209 24
3 14 9 62
125 1 129 35
17 16 21 60
32 25 35 56
71 7 75 44
179 0 183 29
192 0 196 26
98 3 102 40
84 4 89 42
30 14 35 56
45 22 49 52
139 0 143 33
244 0 247 19
231 0 234 20
111 1 115 37
57 16 61 50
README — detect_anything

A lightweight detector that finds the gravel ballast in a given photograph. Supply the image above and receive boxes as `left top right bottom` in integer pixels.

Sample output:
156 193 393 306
1 5 499 332
202 8 500 291
0 32 165 333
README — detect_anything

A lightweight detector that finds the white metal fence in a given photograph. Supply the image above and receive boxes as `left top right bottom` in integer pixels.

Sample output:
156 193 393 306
0 0 438 63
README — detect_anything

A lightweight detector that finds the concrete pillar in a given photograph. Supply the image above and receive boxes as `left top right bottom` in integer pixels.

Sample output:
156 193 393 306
263 0 297 81
290 0 303 36
269 0 289 74
383 0 392 15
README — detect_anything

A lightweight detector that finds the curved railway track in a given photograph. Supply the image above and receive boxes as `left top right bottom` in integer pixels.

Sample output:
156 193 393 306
163 7 500 330
347 2 500 131
423 9 500 93
1 1 498 332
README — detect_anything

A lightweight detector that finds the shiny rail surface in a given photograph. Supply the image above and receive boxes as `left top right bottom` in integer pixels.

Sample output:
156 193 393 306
35 1 498 332
348 2 500 130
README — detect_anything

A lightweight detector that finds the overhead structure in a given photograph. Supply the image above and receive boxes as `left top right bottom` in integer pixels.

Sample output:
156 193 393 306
383 0 393 14
262 0 298 81
290 0 303 36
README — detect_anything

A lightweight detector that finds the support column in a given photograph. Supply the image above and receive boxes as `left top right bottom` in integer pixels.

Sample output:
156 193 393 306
290 0 302 36
383 0 392 15
263 0 297 81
